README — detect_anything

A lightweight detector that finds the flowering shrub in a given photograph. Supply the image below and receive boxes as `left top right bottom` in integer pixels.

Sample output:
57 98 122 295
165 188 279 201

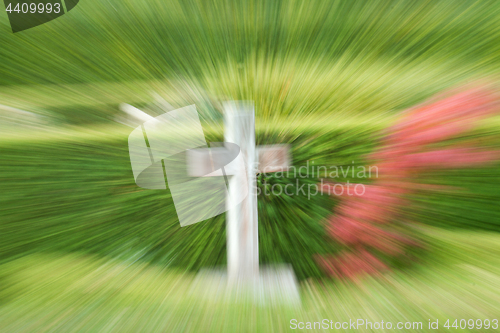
317 84 500 279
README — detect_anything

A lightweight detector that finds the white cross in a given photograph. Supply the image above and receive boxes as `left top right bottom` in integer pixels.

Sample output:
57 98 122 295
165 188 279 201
186 101 290 283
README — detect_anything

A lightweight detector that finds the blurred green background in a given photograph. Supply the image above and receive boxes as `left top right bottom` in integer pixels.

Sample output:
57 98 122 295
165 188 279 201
1 0 500 331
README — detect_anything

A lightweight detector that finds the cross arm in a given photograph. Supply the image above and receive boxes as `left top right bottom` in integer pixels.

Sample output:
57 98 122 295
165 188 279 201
186 144 291 177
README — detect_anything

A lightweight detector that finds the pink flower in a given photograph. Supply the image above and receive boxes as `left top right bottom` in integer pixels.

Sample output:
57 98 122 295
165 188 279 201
317 83 500 280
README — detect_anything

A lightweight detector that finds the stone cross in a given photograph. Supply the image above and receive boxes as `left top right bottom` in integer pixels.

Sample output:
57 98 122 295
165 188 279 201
186 101 290 283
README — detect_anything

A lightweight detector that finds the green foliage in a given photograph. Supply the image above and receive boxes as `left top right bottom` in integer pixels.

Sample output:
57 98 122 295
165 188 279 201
410 165 500 231
1 0 500 328
0 125 376 280
1 0 500 122
2 121 499 281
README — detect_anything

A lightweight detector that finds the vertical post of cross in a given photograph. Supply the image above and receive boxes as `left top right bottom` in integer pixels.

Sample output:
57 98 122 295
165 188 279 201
224 101 259 284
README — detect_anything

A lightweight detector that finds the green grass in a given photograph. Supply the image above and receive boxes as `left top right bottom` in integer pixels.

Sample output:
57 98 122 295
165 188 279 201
1 0 500 123
1 228 499 332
